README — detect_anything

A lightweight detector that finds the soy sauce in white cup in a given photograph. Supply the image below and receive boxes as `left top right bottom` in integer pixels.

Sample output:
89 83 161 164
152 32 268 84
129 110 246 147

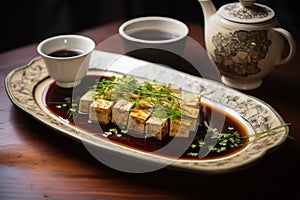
37 34 95 88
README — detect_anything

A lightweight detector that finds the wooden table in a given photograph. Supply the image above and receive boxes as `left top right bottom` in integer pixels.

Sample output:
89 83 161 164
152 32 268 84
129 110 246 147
1 21 299 199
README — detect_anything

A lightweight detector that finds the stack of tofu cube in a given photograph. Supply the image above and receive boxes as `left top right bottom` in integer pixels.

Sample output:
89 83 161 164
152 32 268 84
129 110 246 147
78 76 201 140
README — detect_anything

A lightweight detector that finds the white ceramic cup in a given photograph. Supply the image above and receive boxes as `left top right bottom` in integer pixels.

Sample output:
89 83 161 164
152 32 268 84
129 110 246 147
119 16 189 67
37 34 95 88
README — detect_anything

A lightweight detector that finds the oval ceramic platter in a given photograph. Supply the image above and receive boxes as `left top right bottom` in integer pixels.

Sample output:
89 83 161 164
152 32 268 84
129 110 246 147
5 50 289 174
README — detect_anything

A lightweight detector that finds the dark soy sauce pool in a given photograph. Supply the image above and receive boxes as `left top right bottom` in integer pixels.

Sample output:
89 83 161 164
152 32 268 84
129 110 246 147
43 75 248 160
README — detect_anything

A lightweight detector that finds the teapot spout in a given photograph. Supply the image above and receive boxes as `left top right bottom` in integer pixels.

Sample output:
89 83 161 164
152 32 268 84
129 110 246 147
198 0 216 24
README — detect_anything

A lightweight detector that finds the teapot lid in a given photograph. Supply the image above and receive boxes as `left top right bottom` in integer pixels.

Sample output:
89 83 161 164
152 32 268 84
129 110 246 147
219 0 275 24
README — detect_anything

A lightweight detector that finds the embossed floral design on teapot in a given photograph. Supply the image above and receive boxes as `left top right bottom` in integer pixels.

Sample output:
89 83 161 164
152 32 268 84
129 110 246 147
198 0 296 90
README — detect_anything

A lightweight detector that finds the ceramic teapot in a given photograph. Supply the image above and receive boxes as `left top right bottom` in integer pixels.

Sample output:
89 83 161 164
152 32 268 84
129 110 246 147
198 0 296 90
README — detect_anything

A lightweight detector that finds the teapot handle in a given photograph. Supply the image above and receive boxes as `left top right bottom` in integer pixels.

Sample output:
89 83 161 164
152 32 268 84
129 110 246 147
272 27 296 66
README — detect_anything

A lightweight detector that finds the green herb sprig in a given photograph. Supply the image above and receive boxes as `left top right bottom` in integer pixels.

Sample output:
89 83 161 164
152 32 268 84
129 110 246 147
49 97 78 120
186 123 291 157
92 75 185 121
104 128 128 137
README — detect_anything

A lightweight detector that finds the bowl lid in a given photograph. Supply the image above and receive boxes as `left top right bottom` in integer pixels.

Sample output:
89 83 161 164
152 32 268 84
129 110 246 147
219 0 275 24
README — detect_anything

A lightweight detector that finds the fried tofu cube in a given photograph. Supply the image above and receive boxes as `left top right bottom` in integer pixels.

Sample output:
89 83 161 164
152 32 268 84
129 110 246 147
181 105 200 132
130 94 142 100
127 109 151 134
89 99 114 124
169 119 191 138
79 90 96 113
152 82 181 93
180 91 201 108
168 85 182 93
168 92 181 105
111 99 134 127
138 98 154 109
145 117 169 140
181 105 199 119
98 87 120 100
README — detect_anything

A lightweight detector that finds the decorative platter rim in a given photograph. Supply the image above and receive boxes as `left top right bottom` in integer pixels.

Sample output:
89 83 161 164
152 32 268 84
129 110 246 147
5 53 289 174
